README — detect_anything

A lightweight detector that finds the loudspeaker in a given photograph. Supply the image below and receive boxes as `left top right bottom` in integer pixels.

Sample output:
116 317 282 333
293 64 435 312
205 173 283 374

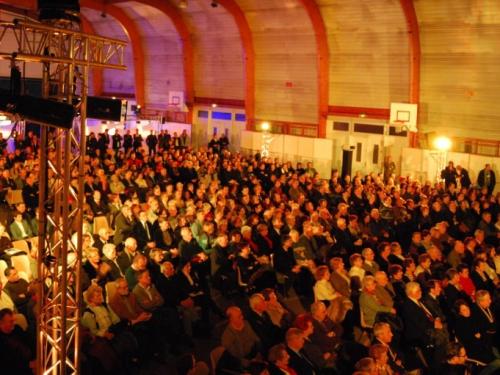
87 96 127 122
341 149 353 178
16 95 76 129
0 91 75 129
38 0 80 22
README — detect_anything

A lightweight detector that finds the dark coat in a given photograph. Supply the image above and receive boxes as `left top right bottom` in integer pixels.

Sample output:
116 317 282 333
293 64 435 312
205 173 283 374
401 298 434 347
286 346 317 375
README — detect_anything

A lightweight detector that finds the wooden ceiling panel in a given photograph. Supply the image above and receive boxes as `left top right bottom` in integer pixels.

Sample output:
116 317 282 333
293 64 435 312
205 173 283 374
318 0 410 109
240 0 318 124
81 8 136 96
116 2 184 109
415 0 500 139
181 0 245 100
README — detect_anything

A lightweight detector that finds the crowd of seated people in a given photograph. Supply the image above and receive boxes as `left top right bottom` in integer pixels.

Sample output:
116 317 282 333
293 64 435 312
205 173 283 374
0 127 499 374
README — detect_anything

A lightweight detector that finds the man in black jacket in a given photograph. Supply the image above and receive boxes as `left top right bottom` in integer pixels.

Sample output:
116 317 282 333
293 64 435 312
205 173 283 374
477 164 496 195
145 130 158 156
373 322 408 374
472 290 498 351
285 327 317 375
246 293 283 355
401 282 448 371
441 161 457 188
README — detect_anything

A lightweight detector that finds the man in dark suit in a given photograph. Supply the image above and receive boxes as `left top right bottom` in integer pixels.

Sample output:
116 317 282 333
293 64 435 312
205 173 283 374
285 328 317 375
443 268 471 312
422 279 447 323
102 243 123 280
123 130 132 154
253 223 274 256
472 290 498 351
93 227 110 254
246 293 283 355
470 259 495 294
112 131 122 151
373 322 408 374
455 165 471 188
113 206 134 247
21 174 38 215
401 282 448 371
441 161 457 188
117 237 138 275
310 301 342 353
477 163 496 195
132 211 155 253
268 216 284 253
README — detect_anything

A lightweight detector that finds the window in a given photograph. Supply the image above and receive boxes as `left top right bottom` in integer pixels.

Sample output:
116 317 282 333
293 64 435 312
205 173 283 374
354 123 384 135
356 143 362 162
333 121 349 131
212 111 232 120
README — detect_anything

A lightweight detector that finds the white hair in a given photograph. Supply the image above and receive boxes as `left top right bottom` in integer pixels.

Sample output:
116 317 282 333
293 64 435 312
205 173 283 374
102 243 116 259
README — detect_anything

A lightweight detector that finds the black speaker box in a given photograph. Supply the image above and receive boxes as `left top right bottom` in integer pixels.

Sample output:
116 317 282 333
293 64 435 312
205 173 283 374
87 96 125 122
16 95 76 129
0 91 75 129
38 0 80 22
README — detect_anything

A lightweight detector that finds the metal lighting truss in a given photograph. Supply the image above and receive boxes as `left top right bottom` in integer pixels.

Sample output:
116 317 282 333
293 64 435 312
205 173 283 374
0 18 126 375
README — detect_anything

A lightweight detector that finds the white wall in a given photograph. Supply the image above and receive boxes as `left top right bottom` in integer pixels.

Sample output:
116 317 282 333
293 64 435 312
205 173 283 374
240 130 333 179
325 117 409 176
191 105 246 152
400 147 500 193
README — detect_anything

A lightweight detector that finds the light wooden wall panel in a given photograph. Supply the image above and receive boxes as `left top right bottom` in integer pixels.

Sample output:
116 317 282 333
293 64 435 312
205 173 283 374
181 0 244 100
82 8 136 96
414 0 500 140
317 0 409 108
118 2 184 109
238 0 318 124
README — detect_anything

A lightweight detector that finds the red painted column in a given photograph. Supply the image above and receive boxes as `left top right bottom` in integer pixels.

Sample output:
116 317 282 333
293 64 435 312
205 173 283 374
217 0 255 131
111 0 195 122
400 0 421 148
298 0 329 138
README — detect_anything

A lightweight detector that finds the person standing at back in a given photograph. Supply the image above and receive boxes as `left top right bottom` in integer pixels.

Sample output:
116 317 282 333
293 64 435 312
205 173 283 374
477 164 496 195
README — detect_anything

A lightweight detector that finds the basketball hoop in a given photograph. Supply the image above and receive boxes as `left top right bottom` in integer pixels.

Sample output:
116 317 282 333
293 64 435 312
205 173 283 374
166 102 181 112
391 120 408 134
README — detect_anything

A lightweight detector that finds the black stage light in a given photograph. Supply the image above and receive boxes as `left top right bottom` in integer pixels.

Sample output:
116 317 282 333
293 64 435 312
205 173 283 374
38 0 80 23
0 90 76 129
87 96 127 122
211 1 218 8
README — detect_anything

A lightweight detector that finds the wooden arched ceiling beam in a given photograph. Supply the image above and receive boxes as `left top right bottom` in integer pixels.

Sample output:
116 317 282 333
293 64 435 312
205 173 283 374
80 14 103 96
400 0 421 147
217 0 255 130
103 0 194 122
298 0 329 138
81 0 145 107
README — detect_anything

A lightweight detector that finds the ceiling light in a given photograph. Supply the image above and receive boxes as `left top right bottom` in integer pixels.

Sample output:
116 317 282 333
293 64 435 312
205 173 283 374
178 0 187 9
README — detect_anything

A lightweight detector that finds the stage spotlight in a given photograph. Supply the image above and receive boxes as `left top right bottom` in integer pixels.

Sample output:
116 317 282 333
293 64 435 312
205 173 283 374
38 0 80 23
178 0 187 8
434 136 452 151
211 1 218 8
